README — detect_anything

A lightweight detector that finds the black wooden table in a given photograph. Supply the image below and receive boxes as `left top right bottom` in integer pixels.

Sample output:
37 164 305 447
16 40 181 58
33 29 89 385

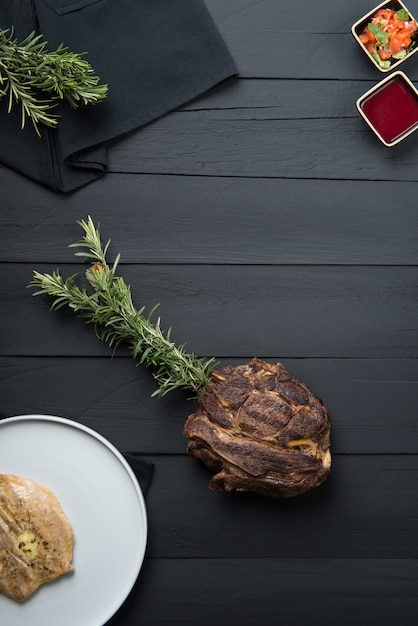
1 1 418 624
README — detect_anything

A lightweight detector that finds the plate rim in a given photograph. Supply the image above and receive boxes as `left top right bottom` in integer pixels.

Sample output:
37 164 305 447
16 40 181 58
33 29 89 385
0 413 148 625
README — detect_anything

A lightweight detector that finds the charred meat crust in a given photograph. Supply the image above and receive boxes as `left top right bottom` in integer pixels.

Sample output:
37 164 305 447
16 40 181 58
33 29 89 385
184 358 331 498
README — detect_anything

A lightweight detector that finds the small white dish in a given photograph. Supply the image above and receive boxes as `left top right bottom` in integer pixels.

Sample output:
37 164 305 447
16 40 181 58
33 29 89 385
352 0 418 72
356 70 418 146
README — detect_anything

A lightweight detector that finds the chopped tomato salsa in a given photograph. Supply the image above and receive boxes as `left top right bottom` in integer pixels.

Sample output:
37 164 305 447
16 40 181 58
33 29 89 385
359 6 417 69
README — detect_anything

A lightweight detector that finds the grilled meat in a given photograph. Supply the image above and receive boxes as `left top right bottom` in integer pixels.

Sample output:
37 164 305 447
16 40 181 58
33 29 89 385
0 474 74 602
184 358 331 498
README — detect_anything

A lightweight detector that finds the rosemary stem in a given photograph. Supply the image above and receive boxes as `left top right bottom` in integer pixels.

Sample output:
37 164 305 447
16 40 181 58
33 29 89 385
28 217 216 398
0 28 108 135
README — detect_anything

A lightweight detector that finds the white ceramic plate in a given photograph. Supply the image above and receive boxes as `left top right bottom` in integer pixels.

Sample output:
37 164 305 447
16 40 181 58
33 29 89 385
0 415 147 626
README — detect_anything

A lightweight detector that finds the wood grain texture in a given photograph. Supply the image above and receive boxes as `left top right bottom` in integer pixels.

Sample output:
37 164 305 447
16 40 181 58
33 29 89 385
106 109 418 181
4 264 416 358
206 0 418 80
1 0 417 623
1 357 417 455
109 557 418 626
1 171 417 265
140 454 418 560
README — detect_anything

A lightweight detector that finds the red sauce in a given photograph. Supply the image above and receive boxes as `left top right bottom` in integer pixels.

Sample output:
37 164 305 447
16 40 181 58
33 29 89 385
360 76 418 143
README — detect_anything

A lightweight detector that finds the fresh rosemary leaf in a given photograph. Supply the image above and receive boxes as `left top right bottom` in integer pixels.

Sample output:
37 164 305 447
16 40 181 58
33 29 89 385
0 28 108 136
28 217 216 398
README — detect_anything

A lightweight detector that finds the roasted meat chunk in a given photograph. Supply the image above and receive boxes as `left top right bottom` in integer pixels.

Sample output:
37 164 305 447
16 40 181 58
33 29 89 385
0 474 74 602
184 358 331 498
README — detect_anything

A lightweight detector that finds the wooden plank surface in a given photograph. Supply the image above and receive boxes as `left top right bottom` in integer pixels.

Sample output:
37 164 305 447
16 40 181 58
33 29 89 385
1 171 417 265
108 557 418 626
207 0 418 80
1 0 417 624
106 109 418 181
1 357 417 454
140 454 418 560
3 264 416 358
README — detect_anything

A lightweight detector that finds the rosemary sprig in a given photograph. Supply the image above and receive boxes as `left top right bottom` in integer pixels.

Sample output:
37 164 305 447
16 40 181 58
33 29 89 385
28 217 216 399
0 28 108 136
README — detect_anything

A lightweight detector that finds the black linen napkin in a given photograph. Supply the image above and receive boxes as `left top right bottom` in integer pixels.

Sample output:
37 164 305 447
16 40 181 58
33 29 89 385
0 414 154 496
123 453 154 496
0 0 238 191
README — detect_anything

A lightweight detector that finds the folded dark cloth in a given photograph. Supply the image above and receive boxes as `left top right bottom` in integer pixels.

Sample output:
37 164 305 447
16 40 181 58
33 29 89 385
0 0 237 191
123 453 154 496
